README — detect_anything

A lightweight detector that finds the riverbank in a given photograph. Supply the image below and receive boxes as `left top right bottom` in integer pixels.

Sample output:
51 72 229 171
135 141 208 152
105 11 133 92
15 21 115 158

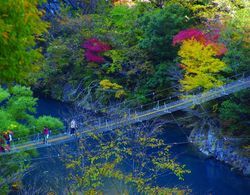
189 127 250 176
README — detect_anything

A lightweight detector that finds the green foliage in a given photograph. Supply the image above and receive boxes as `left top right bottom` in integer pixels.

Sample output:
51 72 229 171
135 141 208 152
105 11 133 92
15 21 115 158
219 90 250 134
138 3 194 62
0 0 49 84
6 86 37 122
219 100 247 121
146 62 173 89
221 5 250 73
0 88 10 103
213 1 250 134
0 85 64 193
0 86 35 137
103 50 125 73
35 14 87 99
35 116 64 133
109 5 139 33
0 85 64 137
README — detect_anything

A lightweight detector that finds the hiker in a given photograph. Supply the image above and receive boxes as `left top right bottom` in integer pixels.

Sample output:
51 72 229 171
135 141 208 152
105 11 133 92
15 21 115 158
3 131 11 151
7 130 13 142
70 119 77 136
43 126 50 144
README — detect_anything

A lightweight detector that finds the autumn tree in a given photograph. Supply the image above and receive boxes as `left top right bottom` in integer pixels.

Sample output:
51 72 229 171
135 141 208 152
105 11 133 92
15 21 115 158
61 120 190 194
0 0 49 85
173 28 227 92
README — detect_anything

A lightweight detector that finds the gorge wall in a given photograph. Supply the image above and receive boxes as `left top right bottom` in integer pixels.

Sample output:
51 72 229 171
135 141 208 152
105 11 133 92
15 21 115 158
189 127 250 176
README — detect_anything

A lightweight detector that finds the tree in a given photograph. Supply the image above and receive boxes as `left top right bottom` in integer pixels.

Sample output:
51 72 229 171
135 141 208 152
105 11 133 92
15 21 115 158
138 3 194 62
0 85 63 193
0 85 63 137
0 0 49 84
173 28 227 92
82 38 111 63
219 90 250 134
61 120 190 194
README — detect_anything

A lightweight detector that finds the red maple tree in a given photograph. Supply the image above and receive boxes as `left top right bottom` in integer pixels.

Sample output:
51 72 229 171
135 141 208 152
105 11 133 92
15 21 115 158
82 38 111 63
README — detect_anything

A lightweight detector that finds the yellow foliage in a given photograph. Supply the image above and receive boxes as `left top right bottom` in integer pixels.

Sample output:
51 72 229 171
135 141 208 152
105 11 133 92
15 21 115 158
11 181 22 190
178 39 227 91
100 79 123 90
115 89 126 98
100 79 126 99
85 189 103 195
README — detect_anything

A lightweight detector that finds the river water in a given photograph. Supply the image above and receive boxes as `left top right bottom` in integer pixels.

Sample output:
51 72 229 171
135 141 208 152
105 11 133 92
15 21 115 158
33 98 250 194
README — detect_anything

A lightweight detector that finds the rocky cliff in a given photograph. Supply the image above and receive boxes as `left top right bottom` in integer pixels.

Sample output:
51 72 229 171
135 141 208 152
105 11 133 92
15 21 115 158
189 127 250 176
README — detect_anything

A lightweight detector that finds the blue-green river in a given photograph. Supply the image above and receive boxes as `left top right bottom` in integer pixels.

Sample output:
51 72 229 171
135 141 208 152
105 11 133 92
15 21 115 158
29 98 250 194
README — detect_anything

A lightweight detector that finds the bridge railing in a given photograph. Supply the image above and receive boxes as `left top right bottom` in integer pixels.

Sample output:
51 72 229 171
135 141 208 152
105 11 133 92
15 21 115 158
74 71 250 133
6 72 250 152
82 74 250 134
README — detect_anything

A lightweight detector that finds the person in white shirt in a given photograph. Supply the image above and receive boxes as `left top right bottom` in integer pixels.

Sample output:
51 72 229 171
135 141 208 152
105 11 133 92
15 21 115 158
70 119 77 136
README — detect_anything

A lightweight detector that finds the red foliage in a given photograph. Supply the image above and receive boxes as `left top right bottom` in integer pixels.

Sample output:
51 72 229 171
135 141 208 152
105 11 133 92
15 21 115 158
82 38 111 63
172 28 206 45
173 28 227 56
85 51 106 63
82 38 111 53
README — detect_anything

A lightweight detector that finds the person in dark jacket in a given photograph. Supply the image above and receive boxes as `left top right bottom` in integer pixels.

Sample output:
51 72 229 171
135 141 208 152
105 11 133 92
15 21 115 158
3 132 11 151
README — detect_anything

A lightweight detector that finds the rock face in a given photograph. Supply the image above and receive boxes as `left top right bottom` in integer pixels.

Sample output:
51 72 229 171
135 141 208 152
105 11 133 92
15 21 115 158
189 127 250 176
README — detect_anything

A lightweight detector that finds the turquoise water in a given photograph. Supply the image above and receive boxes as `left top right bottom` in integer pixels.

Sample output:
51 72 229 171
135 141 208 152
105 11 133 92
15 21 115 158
34 98 250 194
158 125 250 194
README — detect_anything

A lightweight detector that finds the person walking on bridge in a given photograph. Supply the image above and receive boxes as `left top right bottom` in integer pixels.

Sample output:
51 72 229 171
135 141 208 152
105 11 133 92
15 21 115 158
70 119 77 136
43 126 50 144
3 131 12 151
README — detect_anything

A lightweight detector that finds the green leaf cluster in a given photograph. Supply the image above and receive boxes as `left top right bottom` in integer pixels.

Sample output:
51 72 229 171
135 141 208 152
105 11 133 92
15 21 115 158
0 85 64 193
0 0 49 84
0 85 63 138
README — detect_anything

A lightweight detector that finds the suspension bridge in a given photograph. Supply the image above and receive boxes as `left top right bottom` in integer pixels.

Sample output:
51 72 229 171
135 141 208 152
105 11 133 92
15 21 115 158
1 75 250 155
